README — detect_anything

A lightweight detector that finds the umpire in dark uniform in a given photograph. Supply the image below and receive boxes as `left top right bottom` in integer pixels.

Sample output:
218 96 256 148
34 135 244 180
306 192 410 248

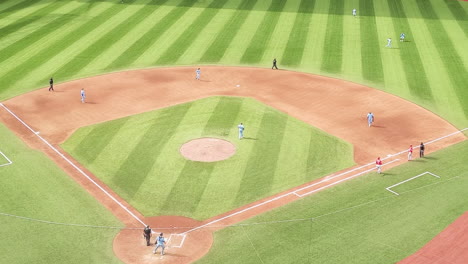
49 77 54 91
143 225 152 246
272 58 278 69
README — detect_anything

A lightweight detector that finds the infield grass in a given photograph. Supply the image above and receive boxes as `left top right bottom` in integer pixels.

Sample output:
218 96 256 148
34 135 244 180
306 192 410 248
197 138 468 264
61 97 355 220
0 124 122 264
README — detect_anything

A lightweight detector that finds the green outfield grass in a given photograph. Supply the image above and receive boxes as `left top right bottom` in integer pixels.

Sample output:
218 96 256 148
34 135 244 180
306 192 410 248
0 0 467 127
197 138 468 264
1 0 467 262
0 123 123 263
61 97 355 220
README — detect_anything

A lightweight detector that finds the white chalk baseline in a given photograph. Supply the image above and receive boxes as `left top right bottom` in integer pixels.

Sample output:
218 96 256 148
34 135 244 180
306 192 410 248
386 171 441 196
0 150 13 167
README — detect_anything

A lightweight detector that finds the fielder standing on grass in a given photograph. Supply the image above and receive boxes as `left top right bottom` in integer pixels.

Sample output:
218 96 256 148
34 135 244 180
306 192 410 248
376 157 382 174
238 123 244 139
153 233 166 255
352 8 357 17
386 38 392 48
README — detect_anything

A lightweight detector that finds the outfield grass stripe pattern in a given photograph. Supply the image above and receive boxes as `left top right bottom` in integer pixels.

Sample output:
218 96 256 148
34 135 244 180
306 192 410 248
320 0 344 73
109 0 194 69
0 1 83 70
156 0 231 65
414 0 468 119
53 0 158 79
387 0 433 101
281 0 315 66
359 0 384 84
444 0 468 38
0 0 67 42
0 2 118 91
199 0 257 63
240 0 287 64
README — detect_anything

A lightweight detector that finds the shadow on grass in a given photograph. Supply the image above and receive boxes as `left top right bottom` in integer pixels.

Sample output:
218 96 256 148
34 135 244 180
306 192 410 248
242 137 258 140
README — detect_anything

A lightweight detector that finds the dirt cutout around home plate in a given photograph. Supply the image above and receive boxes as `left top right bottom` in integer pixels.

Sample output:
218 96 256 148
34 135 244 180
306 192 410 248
180 138 236 162
0 66 465 264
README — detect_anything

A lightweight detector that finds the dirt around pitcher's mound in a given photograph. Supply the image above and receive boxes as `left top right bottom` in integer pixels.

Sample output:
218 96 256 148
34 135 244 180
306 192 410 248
180 138 236 162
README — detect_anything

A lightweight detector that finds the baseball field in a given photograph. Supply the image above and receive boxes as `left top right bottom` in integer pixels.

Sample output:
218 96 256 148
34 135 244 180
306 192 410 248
0 0 467 263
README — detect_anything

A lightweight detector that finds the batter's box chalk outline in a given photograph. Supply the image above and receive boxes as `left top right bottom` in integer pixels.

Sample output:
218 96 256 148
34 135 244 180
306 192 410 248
386 171 441 196
0 150 13 167
167 233 187 248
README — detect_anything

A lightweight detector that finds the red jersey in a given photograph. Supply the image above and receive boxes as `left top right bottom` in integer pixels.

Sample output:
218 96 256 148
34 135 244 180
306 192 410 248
409 146 413 153
376 159 382 165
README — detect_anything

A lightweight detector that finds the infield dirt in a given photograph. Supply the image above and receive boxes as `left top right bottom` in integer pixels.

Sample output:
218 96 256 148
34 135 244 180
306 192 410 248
0 67 465 263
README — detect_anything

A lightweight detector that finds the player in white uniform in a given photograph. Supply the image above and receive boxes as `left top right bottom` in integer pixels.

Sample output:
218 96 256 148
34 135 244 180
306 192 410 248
80 88 86 103
195 68 201 80
386 38 392 48
238 123 244 139
352 8 357 17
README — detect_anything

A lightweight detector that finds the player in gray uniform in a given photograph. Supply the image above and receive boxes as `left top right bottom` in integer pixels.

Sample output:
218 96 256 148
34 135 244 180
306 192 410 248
80 88 86 103
153 233 166 255
367 112 374 127
386 38 392 48
196 68 201 80
238 123 245 139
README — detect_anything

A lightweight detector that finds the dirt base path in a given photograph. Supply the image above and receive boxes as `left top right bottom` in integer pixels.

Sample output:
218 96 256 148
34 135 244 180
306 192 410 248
0 66 465 263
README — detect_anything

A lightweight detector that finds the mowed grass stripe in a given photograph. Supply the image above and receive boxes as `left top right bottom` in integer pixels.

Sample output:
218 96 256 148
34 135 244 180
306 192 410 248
135 98 220 216
359 0 384 83
0 0 66 42
234 109 288 205
0 2 123 92
200 0 257 63
281 0 315 66
320 0 344 73
0 0 30 15
203 97 243 137
192 100 264 219
161 162 216 214
0 1 82 65
240 0 287 64
109 0 195 69
300 0 330 71
444 0 468 38
160 97 242 215
112 103 192 199
156 0 229 65
67 118 129 165
415 0 468 118
54 0 158 79
387 0 433 101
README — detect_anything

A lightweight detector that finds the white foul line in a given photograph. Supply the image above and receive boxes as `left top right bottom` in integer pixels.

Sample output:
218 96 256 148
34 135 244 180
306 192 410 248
295 159 401 197
386 171 441 196
0 150 13 167
183 127 466 234
0 103 146 227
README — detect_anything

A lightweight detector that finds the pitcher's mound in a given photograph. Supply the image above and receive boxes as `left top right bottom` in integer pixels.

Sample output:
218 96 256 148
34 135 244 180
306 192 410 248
180 138 236 162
